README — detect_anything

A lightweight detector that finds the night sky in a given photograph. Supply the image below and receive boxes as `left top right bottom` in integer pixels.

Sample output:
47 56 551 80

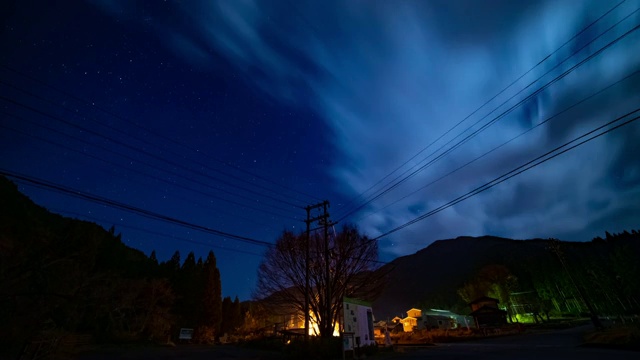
2 0 640 301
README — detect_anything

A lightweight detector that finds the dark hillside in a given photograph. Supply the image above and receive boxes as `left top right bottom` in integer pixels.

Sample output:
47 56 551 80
0 175 237 358
0 176 163 355
373 233 640 320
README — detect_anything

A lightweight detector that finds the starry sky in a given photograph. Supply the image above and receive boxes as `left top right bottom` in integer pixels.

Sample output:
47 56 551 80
1 0 640 301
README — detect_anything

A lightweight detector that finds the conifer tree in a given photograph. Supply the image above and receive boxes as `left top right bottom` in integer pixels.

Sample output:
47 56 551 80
203 251 222 334
221 296 233 335
149 250 158 265
231 296 243 331
179 252 199 327
166 250 181 272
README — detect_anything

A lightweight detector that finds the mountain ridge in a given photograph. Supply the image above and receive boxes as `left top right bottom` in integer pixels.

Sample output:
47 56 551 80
371 232 639 320
1 175 638 344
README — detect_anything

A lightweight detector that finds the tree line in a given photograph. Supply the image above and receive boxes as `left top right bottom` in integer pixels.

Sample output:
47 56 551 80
417 231 640 322
0 176 244 357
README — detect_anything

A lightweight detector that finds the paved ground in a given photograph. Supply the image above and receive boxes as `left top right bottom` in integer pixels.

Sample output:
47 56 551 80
381 324 639 360
74 324 638 360
75 344 282 360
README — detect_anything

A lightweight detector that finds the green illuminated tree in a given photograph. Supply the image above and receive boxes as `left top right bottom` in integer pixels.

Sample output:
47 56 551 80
457 264 518 321
610 244 640 312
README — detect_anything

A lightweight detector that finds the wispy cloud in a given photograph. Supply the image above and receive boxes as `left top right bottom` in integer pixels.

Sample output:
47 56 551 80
94 0 640 259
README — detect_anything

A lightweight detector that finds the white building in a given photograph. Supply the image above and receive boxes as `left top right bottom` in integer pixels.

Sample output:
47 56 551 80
342 297 376 350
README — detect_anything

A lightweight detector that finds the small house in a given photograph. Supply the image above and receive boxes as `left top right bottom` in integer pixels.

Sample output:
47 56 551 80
469 296 500 311
401 316 418 332
422 309 475 329
373 321 387 337
423 314 452 330
406 308 422 318
468 296 507 327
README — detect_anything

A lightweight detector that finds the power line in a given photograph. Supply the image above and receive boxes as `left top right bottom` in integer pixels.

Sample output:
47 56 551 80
0 64 322 203
342 0 640 218
0 121 284 229
0 97 303 217
336 16 640 223
373 108 640 241
8 173 387 265
0 111 299 222
47 207 266 258
354 68 640 223
0 169 276 248
340 13 640 222
337 0 628 218
0 81 306 210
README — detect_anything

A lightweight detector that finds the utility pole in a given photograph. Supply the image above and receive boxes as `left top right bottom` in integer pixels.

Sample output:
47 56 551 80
304 201 329 342
323 201 331 338
317 201 336 337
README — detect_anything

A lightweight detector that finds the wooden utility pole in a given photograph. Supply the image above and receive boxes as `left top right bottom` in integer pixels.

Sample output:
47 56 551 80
323 201 331 338
315 201 336 337
304 201 329 341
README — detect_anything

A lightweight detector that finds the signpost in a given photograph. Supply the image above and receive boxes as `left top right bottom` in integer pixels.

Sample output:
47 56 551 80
178 328 193 342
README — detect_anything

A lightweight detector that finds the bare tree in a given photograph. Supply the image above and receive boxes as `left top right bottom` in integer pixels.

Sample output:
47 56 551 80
254 224 384 338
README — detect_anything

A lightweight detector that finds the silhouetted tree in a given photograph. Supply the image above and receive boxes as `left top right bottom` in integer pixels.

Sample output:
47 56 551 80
201 251 222 340
255 224 383 338
176 252 199 328
231 296 243 331
149 250 158 265
220 295 244 335
610 244 640 311
457 264 518 321
162 251 181 277
221 296 233 335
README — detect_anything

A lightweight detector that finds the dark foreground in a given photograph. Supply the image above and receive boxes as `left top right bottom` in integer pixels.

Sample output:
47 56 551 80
74 324 638 360
74 343 281 360
383 324 638 360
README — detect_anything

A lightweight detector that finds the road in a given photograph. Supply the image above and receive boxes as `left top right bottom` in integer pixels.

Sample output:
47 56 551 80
74 324 637 359
387 324 638 360
75 344 281 360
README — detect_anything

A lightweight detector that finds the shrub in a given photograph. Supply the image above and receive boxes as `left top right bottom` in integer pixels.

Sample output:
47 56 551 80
238 335 285 352
193 325 215 344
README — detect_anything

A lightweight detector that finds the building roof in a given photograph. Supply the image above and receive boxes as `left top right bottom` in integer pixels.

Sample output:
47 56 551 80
469 305 507 316
423 309 462 317
344 297 372 307
468 296 500 305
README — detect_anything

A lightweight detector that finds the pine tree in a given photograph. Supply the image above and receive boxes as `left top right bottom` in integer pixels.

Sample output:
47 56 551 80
178 252 199 327
149 250 158 265
202 251 222 335
231 296 243 331
221 296 233 335
167 250 181 271
182 252 197 272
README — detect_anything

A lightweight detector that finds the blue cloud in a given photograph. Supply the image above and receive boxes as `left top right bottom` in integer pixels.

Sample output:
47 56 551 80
94 0 640 259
